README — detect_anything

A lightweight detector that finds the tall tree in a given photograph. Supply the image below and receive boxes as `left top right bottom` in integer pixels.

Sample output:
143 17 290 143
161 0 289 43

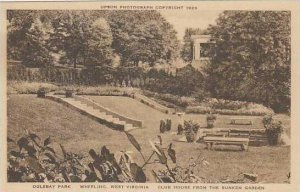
8 10 37 60
207 11 291 112
85 18 113 66
48 10 112 68
49 11 89 68
20 18 53 68
108 10 180 66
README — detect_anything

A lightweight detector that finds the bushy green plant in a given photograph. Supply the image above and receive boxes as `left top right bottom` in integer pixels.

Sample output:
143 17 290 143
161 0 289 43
186 102 273 116
65 89 74 98
37 87 46 98
262 115 284 145
205 98 248 110
262 114 274 128
8 81 58 94
265 122 284 146
206 114 217 128
206 114 217 121
7 130 85 182
7 130 146 183
186 106 212 114
184 120 200 142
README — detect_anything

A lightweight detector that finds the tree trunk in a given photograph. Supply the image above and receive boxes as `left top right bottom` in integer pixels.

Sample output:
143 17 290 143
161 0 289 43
74 57 77 69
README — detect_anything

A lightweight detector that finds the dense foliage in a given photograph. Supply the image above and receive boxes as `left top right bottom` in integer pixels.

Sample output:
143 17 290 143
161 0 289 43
7 10 291 112
262 115 284 145
7 10 180 68
207 11 291 112
145 65 206 96
108 11 180 66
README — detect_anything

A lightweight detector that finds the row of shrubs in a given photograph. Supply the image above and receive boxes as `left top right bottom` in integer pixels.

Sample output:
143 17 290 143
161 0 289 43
8 81 139 96
8 81 274 116
143 90 274 116
186 103 274 116
142 90 197 108
8 81 59 94
203 98 248 110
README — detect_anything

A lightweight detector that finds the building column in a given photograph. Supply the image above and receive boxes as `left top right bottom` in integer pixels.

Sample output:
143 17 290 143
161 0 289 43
194 43 201 60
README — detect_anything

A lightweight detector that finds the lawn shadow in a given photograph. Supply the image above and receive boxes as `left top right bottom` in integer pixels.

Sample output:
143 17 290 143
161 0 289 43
206 145 246 152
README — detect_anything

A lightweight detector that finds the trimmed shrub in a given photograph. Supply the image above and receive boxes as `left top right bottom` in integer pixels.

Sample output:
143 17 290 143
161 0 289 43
166 119 172 131
160 120 166 133
37 87 46 98
177 124 183 135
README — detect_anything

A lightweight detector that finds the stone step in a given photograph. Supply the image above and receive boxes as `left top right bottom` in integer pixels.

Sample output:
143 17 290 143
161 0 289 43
104 115 113 121
47 95 142 132
58 97 139 131
124 124 139 132
111 117 120 123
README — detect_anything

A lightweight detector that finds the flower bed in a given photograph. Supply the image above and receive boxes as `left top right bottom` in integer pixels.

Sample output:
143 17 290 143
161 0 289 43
8 81 59 94
8 81 139 97
142 90 197 108
186 102 274 116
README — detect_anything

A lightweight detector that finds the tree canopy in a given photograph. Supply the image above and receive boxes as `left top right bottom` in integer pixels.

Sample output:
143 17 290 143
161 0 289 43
7 10 180 68
108 10 180 66
207 11 291 112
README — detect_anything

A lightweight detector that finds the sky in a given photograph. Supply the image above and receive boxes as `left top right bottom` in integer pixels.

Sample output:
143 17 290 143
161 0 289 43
160 10 223 41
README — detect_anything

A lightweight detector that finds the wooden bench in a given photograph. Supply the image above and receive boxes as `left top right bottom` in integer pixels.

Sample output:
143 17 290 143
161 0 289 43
203 136 249 151
230 117 252 125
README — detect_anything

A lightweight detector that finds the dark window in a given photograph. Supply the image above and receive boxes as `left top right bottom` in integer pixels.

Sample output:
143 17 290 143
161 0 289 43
200 43 214 58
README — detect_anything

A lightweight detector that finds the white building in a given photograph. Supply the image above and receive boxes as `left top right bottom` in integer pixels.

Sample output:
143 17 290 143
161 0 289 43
191 35 215 71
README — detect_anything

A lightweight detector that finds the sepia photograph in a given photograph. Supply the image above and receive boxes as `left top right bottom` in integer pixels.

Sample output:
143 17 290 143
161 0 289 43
2 1 298 190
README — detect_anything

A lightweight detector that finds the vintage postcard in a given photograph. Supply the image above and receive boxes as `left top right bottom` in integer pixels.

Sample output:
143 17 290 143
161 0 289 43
0 1 299 192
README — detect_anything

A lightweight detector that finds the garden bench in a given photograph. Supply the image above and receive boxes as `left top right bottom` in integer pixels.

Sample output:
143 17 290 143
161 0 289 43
203 136 249 151
230 117 252 125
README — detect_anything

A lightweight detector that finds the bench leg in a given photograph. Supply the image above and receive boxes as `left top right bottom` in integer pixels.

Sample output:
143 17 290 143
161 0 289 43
211 143 214 150
241 144 249 151
206 143 211 150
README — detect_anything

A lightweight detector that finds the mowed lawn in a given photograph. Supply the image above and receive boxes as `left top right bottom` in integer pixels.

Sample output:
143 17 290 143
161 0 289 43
8 95 290 183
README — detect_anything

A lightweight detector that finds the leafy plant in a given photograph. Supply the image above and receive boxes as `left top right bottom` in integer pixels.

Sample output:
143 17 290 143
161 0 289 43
7 130 147 183
262 115 284 145
184 120 200 142
65 89 74 98
7 129 85 182
37 87 46 98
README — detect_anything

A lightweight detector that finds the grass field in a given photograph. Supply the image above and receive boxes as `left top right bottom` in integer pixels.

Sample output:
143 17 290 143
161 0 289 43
7 95 290 183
